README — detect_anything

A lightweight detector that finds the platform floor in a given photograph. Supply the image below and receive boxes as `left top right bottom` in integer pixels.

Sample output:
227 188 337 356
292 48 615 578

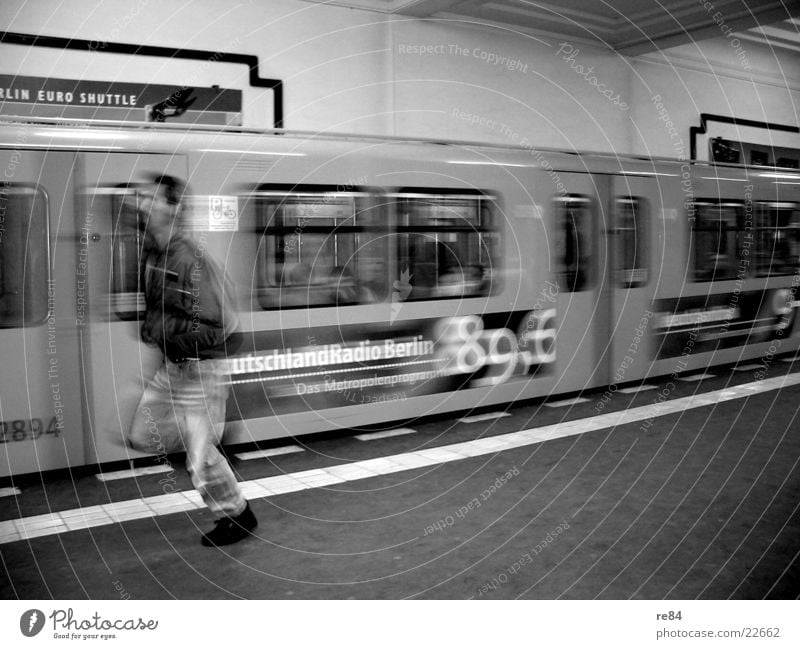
2 359 799 599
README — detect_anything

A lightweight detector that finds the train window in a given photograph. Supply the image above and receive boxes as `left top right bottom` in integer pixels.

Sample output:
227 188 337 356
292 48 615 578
554 195 593 292
691 201 744 281
0 185 49 327
254 186 387 308
615 197 648 287
110 187 146 319
82 186 146 320
394 189 497 300
754 202 800 277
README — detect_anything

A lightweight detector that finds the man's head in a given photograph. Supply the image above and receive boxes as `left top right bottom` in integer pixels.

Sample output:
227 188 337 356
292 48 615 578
139 174 186 246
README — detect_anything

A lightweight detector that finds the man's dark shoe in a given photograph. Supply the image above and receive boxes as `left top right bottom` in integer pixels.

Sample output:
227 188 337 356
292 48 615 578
201 503 257 547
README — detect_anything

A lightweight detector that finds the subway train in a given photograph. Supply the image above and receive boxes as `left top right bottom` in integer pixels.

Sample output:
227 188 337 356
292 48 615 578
1 116 799 477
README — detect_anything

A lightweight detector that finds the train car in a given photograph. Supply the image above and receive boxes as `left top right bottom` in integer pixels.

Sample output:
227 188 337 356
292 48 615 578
1 117 799 477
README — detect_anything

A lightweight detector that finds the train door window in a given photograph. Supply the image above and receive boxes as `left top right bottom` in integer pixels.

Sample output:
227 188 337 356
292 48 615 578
110 187 146 318
394 189 497 300
754 202 800 277
83 186 146 320
615 196 648 287
554 195 593 292
691 201 743 281
254 186 387 308
0 185 49 327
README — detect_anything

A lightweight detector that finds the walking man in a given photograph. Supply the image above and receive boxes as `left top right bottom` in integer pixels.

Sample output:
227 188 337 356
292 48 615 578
128 174 257 547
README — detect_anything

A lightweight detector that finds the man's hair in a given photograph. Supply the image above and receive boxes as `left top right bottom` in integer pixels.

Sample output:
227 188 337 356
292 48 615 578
149 174 186 208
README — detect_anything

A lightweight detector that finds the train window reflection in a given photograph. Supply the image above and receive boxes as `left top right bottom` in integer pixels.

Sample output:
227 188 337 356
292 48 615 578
754 202 800 277
692 201 744 281
254 186 387 309
616 197 648 287
554 195 592 292
0 185 49 327
395 189 497 300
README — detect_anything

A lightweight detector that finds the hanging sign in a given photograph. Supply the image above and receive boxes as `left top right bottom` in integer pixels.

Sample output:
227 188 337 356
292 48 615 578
0 74 242 125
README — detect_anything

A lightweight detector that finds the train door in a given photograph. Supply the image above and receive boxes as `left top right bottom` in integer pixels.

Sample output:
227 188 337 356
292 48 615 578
77 153 187 464
607 175 657 383
0 149 86 476
547 172 610 392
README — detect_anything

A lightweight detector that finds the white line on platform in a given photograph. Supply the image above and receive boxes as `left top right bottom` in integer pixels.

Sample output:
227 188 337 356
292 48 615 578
3 371 800 545
677 373 715 382
96 465 174 482
545 397 590 408
0 487 21 498
458 412 510 424
617 384 658 394
234 445 304 461
355 428 417 441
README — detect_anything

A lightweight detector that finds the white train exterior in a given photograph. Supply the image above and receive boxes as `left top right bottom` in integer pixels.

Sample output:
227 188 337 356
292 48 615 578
1 118 799 476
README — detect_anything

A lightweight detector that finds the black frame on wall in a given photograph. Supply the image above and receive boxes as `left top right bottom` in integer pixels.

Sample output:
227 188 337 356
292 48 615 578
0 30 284 128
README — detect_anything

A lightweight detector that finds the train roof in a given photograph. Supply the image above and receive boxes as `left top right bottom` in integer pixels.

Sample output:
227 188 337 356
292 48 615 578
1 115 798 177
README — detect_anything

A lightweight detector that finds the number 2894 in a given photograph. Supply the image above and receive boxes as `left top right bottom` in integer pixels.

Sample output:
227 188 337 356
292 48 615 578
0 418 62 443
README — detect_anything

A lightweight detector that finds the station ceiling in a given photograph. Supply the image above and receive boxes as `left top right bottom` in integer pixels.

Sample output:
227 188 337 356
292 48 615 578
300 0 800 55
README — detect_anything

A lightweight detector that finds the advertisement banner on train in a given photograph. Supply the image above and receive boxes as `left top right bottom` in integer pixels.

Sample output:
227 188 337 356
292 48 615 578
652 288 800 359
225 309 556 419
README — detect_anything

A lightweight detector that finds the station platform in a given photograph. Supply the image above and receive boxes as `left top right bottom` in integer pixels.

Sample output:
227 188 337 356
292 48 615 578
2 359 799 600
